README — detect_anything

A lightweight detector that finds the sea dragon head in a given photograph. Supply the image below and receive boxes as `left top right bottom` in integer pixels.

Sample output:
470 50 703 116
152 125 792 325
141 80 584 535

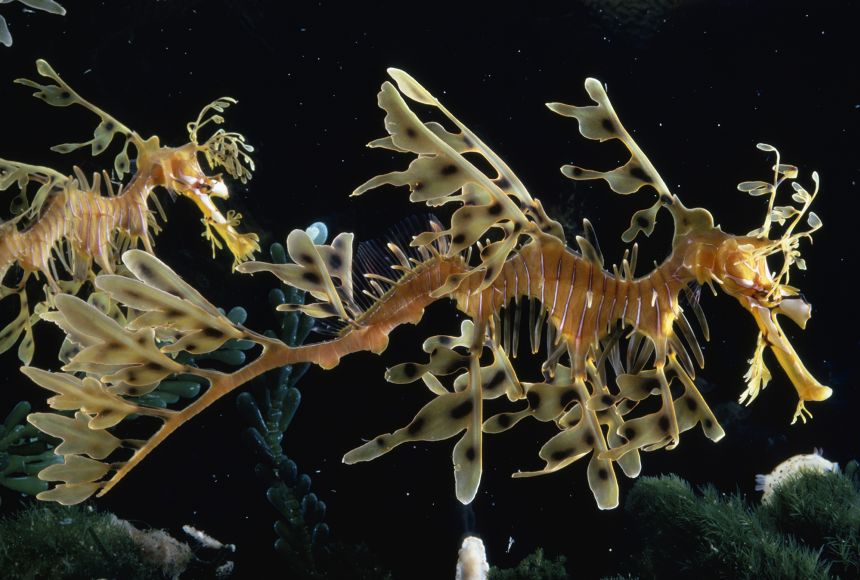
700 145 829 423
551 78 829 425
160 97 260 268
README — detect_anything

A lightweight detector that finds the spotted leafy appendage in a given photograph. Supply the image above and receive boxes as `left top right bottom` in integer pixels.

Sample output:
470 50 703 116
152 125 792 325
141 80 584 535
353 69 563 295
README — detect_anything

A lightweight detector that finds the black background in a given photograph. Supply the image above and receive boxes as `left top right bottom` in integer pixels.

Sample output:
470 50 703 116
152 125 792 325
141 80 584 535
0 1 857 578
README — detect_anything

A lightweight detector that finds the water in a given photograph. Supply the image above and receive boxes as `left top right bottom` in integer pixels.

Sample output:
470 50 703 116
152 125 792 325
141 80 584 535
0 1 856 578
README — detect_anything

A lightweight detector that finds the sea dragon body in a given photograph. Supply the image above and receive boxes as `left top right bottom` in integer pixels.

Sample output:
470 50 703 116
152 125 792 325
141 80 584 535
21 69 829 510
0 60 260 364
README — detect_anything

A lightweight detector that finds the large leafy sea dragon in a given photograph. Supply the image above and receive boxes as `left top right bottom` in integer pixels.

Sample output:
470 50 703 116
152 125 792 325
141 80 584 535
22 69 828 509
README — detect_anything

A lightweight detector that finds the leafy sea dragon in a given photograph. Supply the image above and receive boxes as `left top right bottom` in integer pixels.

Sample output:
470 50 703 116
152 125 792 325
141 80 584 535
23 69 829 509
0 60 259 364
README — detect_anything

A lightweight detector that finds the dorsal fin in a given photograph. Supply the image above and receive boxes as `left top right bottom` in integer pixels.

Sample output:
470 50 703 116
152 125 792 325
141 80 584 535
576 219 604 268
352 214 446 309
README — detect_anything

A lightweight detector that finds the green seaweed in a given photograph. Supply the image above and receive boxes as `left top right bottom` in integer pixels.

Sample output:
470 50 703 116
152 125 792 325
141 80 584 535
236 223 391 579
490 547 569 580
0 400 61 498
0 503 163 579
615 463 860 579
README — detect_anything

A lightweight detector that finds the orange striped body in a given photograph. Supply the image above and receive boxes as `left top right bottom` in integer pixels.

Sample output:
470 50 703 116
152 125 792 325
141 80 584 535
453 237 686 374
0 180 154 286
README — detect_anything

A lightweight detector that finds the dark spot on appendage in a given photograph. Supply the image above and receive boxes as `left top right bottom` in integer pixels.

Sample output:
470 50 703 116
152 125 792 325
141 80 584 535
328 254 343 270
185 344 197 352
659 415 671 432
413 181 424 191
704 418 714 429
138 264 153 279
407 417 425 436
440 164 458 176
137 335 148 345
559 389 577 409
126 371 137 383
624 427 636 440
106 122 115 131
406 128 416 138
485 370 506 392
685 398 698 411
585 433 596 446
496 177 510 190
145 362 164 371
452 234 466 245
551 448 575 461
164 308 182 318
636 216 649 228
60 91 71 99
105 341 121 350
302 271 321 284
163 286 183 298
299 253 314 265
487 203 503 216
203 327 225 338
597 468 610 480
601 394 613 406
601 118 615 133
376 436 385 447
465 446 476 462
497 414 512 428
526 391 541 409
630 166 653 183
438 336 452 346
572 166 584 176
450 400 474 419
127 387 140 396
402 363 418 378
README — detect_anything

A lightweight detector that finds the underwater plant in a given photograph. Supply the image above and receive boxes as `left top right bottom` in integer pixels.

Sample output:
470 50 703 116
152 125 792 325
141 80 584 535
235 227 331 571
0 502 239 578
0 60 259 364
618 461 860 578
0 399 60 497
0 502 168 579
490 548 568 580
17 68 829 515
0 0 64 48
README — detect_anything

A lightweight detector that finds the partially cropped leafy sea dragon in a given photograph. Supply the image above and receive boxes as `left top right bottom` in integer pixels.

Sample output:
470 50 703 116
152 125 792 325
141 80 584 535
22 68 828 509
0 60 259 365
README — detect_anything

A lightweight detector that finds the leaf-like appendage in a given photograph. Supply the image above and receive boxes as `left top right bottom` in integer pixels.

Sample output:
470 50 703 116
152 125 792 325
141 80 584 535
27 412 121 460
22 367 138 429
